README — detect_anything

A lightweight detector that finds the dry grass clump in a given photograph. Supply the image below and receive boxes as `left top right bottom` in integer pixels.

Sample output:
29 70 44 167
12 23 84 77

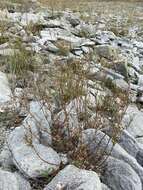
26 55 129 172
6 40 129 171
8 39 36 76
0 0 132 175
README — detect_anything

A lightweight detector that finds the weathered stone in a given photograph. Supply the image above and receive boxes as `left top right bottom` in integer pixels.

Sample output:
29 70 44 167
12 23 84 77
0 72 12 104
81 129 143 184
44 165 102 190
113 79 129 91
7 101 61 178
101 183 111 190
95 45 118 60
74 23 96 38
133 41 143 49
122 104 143 138
55 99 85 137
138 75 143 87
67 16 80 27
8 125 61 178
44 41 59 53
102 157 142 190
118 130 139 158
20 13 45 26
0 170 31 190
0 145 14 170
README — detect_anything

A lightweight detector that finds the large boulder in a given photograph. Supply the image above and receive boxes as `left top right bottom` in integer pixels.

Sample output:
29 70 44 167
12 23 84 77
117 130 139 158
103 128 139 158
0 169 31 190
7 101 61 178
44 165 102 190
107 128 143 167
81 129 143 184
8 125 61 178
102 157 142 190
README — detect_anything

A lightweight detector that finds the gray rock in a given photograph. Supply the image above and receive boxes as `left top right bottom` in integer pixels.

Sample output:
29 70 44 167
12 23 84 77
45 19 62 28
0 169 31 190
101 183 110 190
103 128 139 158
0 42 9 49
57 35 83 48
73 49 83 56
44 165 102 190
8 125 61 178
89 66 125 86
102 67 125 80
7 101 61 178
113 79 129 91
118 130 139 158
136 137 143 144
58 153 68 165
81 129 143 184
0 72 12 104
115 39 133 49
114 61 128 80
66 14 80 27
95 45 118 60
55 99 85 137
43 41 59 53
27 101 52 146
74 23 96 38
96 31 116 43
102 157 142 190
0 145 14 170
81 46 91 54
131 56 141 72
20 13 45 26
81 39 95 47
136 143 143 167
133 41 143 49
122 104 143 138
138 75 143 87
128 68 138 82
39 30 58 43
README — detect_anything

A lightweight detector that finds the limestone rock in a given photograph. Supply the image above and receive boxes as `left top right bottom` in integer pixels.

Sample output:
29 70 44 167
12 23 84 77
0 170 31 190
44 165 102 190
0 72 12 104
102 157 142 190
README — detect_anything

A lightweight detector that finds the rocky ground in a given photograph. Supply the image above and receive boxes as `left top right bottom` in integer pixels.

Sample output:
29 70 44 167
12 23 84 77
1 0 143 190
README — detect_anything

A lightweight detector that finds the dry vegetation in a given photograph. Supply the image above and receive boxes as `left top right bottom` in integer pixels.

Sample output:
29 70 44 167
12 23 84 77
0 0 140 181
